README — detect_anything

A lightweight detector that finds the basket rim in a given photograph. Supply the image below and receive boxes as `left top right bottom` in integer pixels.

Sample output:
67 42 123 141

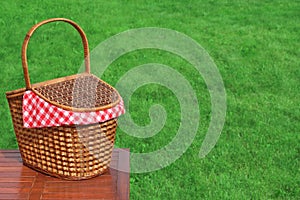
6 73 121 112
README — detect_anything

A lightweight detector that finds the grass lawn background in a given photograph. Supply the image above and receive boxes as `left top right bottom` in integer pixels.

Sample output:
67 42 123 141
0 0 299 199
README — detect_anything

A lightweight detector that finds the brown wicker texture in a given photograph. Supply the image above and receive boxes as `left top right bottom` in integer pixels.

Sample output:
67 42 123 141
6 18 120 180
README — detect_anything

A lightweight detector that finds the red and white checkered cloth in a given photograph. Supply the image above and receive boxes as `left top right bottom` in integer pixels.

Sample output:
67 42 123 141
23 90 125 128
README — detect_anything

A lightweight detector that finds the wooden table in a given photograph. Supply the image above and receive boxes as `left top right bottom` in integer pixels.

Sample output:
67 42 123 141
0 149 130 200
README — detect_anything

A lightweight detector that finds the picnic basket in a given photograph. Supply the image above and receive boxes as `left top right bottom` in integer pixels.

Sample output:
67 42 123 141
6 18 124 180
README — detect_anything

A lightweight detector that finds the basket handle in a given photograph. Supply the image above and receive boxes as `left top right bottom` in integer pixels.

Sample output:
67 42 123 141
21 18 90 90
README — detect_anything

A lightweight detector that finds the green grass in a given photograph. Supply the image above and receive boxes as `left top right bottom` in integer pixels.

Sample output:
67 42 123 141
0 0 299 199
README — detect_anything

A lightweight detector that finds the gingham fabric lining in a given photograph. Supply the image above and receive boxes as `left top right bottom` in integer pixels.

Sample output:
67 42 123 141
23 90 125 128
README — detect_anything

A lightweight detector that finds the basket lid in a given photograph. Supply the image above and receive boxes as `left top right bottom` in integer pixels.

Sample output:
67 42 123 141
31 73 121 112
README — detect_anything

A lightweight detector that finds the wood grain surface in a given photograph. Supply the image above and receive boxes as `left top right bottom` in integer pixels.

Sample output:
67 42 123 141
0 149 130 200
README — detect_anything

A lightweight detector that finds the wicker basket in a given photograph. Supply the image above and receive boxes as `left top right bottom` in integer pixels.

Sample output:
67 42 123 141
6 18 123 180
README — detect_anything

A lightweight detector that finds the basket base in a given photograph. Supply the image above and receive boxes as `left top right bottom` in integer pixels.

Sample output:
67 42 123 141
23 161 109 180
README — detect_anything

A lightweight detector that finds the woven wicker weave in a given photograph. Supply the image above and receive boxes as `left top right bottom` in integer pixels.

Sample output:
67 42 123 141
6 18 121 180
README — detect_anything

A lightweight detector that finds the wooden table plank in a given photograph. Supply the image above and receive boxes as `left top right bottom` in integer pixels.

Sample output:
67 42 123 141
0 149 130 200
